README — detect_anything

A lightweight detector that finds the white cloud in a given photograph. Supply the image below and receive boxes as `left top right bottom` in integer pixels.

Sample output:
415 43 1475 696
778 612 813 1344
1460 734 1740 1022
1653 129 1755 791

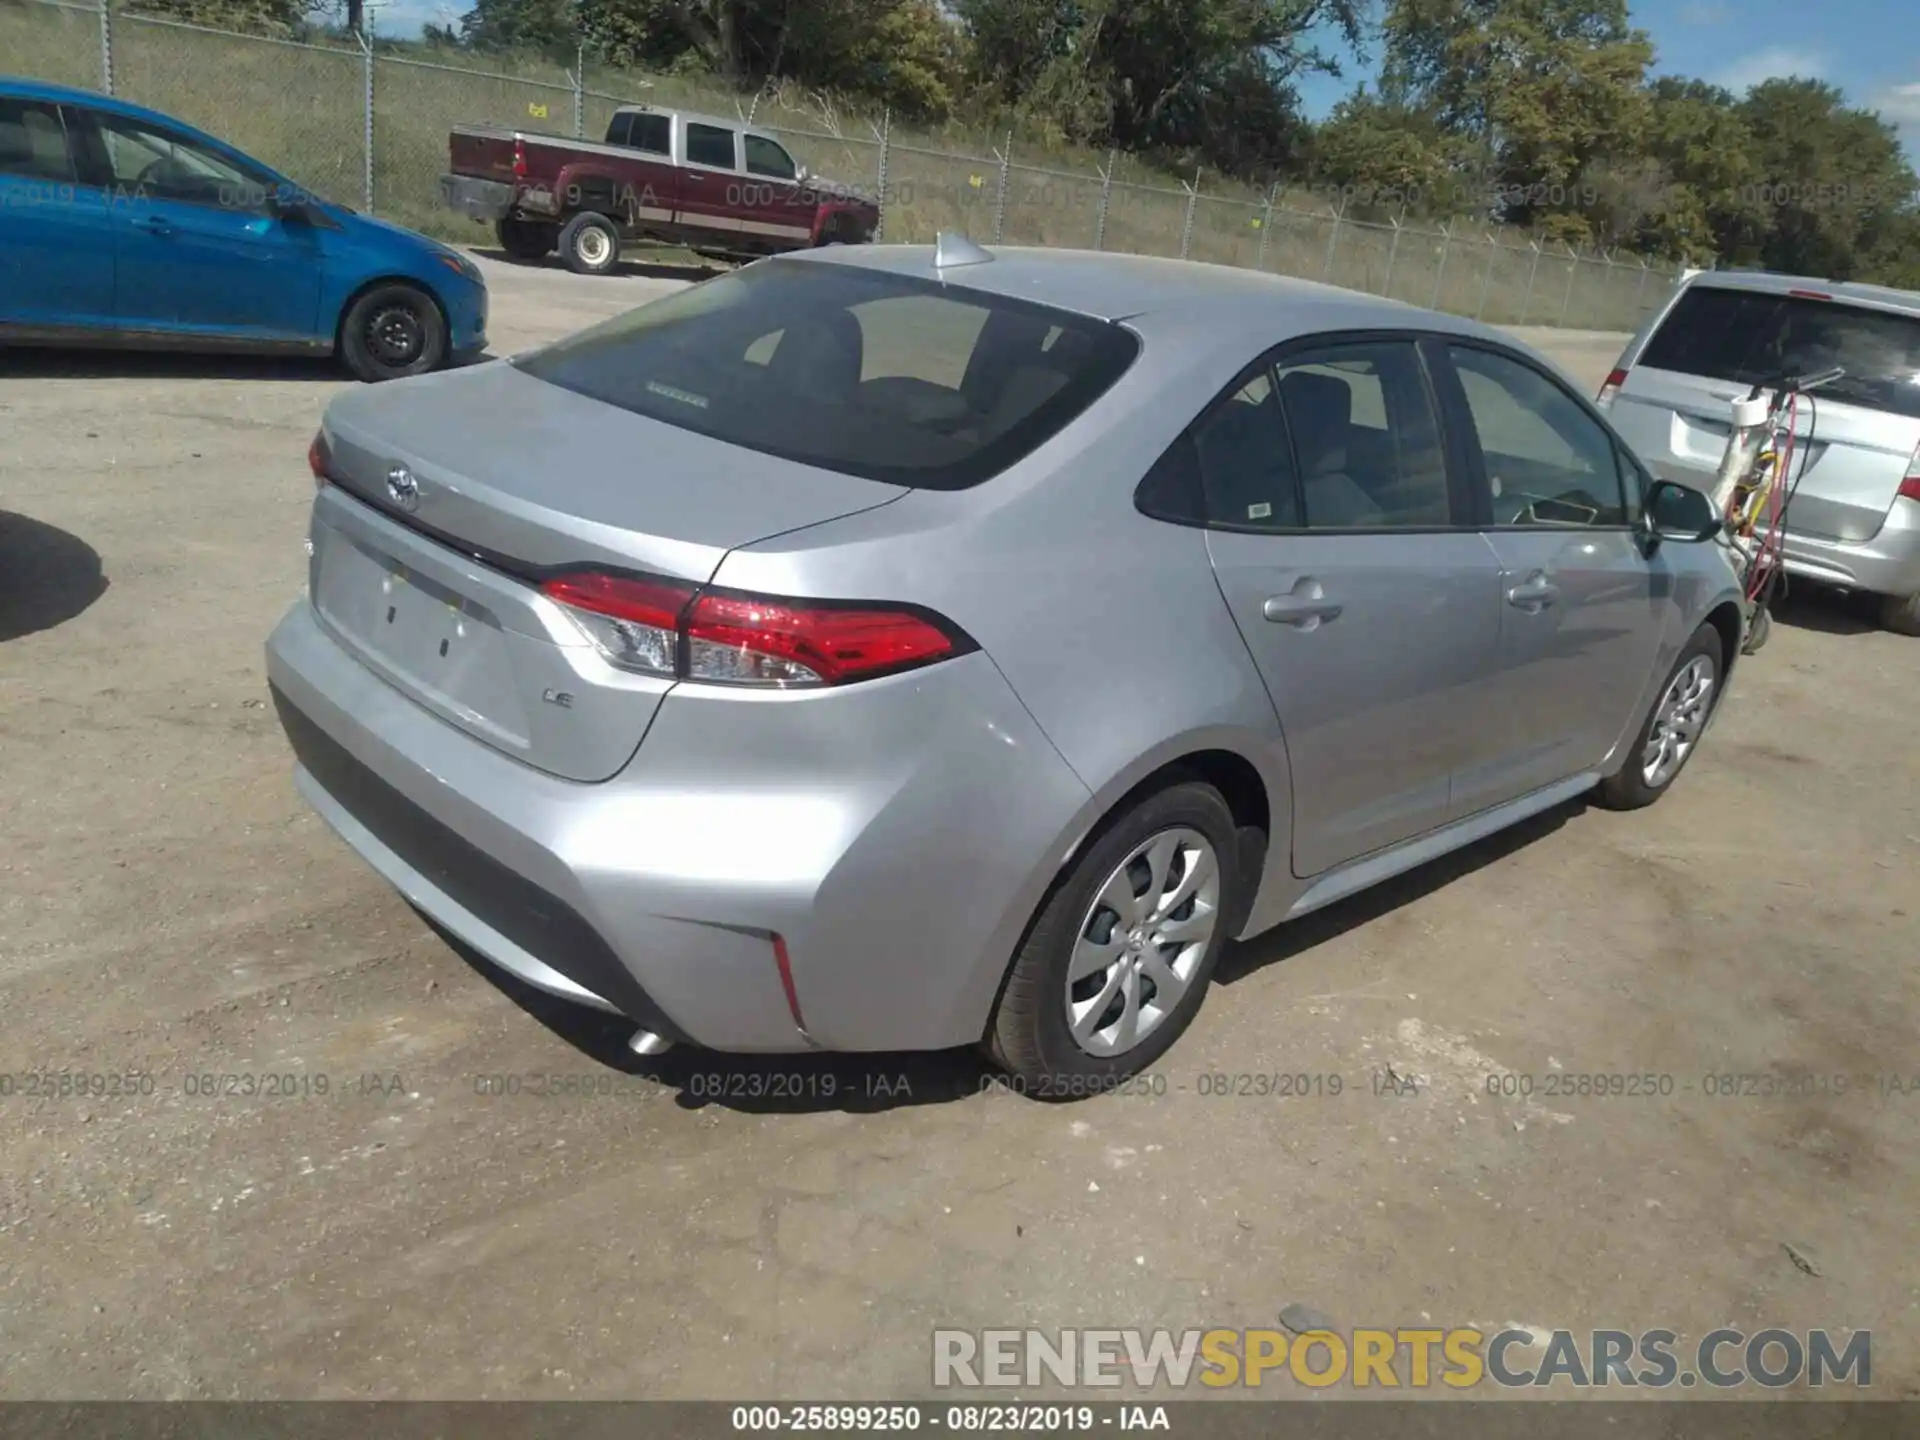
1678 1 1732 24
1715 46 1828 95
1866 80 1920 168
1872 80 1920 125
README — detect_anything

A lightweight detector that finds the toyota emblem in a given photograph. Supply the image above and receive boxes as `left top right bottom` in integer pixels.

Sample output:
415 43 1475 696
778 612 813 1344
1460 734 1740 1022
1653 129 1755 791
385 463 421 512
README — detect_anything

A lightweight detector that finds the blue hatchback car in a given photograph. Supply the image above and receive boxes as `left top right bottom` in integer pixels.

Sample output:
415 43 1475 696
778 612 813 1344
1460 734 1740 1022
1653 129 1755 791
0 78 487 381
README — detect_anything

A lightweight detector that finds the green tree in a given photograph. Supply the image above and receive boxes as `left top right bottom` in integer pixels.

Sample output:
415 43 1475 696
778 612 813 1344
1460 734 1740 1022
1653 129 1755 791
1308 90 1464 216
1735 78 1918 279
458 0 580 55
571 0 963 117
956 0 1364 173
131 0 310 36
1381 0 1652 232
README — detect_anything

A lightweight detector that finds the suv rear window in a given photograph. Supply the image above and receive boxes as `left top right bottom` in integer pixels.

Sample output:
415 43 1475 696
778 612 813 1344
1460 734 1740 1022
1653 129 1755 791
1640 285 1920 419
513 259 1142 490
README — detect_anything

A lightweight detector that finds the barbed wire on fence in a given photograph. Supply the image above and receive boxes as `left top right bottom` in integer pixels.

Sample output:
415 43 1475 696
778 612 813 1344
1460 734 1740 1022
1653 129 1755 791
0 0 1682 329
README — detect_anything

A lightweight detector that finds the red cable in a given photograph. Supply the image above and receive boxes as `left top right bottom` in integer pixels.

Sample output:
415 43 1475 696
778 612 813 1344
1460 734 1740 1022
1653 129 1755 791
1751 392 1799 601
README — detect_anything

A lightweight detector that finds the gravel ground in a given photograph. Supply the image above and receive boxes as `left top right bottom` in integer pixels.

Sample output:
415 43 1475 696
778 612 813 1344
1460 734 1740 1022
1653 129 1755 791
1 251 1916 1401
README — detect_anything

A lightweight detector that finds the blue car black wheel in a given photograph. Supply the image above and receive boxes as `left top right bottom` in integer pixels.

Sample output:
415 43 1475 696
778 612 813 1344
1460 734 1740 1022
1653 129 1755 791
340 283 448 384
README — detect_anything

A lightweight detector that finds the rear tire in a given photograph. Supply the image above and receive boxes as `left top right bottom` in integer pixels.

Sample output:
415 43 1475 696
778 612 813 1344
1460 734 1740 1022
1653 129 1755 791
987 781 1241 1097
1593 623 1722 811
1878 590 1920 636
338 283 447 384
495 215 556 261
558 212 621 276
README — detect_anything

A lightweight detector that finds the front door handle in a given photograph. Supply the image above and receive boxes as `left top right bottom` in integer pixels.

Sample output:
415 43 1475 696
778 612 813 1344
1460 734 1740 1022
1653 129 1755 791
1505 572 1560 611
1263 579 1342 629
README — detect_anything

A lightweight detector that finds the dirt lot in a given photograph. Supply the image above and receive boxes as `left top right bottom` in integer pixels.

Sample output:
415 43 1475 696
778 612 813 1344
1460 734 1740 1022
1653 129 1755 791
2 251 1917 1402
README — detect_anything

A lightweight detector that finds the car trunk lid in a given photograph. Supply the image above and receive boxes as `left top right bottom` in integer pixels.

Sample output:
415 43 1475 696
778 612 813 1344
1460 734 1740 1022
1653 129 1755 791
1617 365 1920 542
310 360 907 782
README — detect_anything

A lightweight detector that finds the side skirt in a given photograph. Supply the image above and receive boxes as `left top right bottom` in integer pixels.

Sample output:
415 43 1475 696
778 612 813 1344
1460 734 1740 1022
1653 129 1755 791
1280 772 1600 924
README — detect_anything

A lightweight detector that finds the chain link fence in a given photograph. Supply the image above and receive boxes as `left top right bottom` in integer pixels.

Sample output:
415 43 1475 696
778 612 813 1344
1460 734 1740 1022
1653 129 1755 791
2 0 1682 330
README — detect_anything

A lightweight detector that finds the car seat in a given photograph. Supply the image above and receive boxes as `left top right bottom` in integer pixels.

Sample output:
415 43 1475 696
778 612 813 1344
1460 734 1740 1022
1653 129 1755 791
1278 371 1385 527
766 308 865 409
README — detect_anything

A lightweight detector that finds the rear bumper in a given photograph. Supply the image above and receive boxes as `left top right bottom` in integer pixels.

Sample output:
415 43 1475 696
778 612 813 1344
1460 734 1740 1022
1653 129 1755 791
440 173 514 224
1767 496 1920 598
265 597 1090 1054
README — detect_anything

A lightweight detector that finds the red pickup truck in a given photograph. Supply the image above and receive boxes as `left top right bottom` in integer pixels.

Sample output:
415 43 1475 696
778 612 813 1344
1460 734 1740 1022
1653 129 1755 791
440 104 880 275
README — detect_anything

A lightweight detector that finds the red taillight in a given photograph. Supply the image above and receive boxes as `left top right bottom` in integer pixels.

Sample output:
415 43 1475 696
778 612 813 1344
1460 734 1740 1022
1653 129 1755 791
1596 367 1627 409
541 571 693 629
539 571 970 687
307 429 331 488
685 591 960 687
511 136 527 181
1899 443 1920 504
539 572 694 678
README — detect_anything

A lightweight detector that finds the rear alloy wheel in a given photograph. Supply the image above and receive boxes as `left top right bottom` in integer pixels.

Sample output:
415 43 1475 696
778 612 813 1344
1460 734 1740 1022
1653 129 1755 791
559 211 621 276
495 215 556 261
338 283 446 383
988 781 1240 1095
1878 590 1920 636
1593 623 1721 810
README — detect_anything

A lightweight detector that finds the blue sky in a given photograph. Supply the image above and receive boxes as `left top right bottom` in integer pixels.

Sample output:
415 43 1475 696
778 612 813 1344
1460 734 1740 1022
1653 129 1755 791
1295 0 1920 166
367 0 1919 167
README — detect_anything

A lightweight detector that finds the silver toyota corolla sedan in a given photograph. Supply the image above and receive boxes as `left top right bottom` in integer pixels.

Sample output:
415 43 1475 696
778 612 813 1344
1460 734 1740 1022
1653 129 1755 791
267 238 1746 1091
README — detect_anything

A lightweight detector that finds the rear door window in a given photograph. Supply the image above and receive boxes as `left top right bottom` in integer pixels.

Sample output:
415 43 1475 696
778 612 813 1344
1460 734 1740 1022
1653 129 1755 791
513 259 1140 490
1274 343 1454 528
1190 374 1302 530
1642 285 1920 419
0 97 77 181
685 123 737 170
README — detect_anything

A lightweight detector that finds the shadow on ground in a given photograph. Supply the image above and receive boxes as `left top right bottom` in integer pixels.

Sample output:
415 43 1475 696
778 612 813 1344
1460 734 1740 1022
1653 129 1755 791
0 512 108 642
470 246 726 283
1768 582 1884 637
421 910 990 1116
0 344 340 383
1216 796 1585 985
413 796 1586 1116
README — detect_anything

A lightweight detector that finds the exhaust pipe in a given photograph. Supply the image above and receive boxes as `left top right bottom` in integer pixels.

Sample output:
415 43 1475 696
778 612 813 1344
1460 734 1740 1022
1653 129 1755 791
627 1027 673 1058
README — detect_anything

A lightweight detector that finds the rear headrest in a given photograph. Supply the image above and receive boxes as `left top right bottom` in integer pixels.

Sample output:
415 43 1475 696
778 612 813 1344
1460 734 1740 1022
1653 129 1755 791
1280 371 1352 474
768 309 864 404
963 310 1061 412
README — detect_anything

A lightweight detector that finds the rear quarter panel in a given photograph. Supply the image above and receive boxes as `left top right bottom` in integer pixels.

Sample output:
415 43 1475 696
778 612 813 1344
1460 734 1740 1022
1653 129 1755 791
554 149 678 225
712 323 1299 945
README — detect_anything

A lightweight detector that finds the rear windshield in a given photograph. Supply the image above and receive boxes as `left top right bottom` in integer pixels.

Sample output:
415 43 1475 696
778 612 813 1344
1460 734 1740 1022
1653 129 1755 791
1639 285 1920 419
512 259 1141 489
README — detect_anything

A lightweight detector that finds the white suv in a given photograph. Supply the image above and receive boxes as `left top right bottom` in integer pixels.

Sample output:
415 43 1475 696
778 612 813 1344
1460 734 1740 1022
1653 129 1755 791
1599 270 1920 634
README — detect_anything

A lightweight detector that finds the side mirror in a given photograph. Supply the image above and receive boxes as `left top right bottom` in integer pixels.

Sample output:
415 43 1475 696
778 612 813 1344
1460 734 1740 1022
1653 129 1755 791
1644 479 1721 545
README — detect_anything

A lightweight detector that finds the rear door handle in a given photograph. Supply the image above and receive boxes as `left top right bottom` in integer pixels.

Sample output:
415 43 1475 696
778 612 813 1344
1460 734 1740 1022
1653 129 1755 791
1262 580 1342 629
1505 572 1560 610
135 215 173 237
